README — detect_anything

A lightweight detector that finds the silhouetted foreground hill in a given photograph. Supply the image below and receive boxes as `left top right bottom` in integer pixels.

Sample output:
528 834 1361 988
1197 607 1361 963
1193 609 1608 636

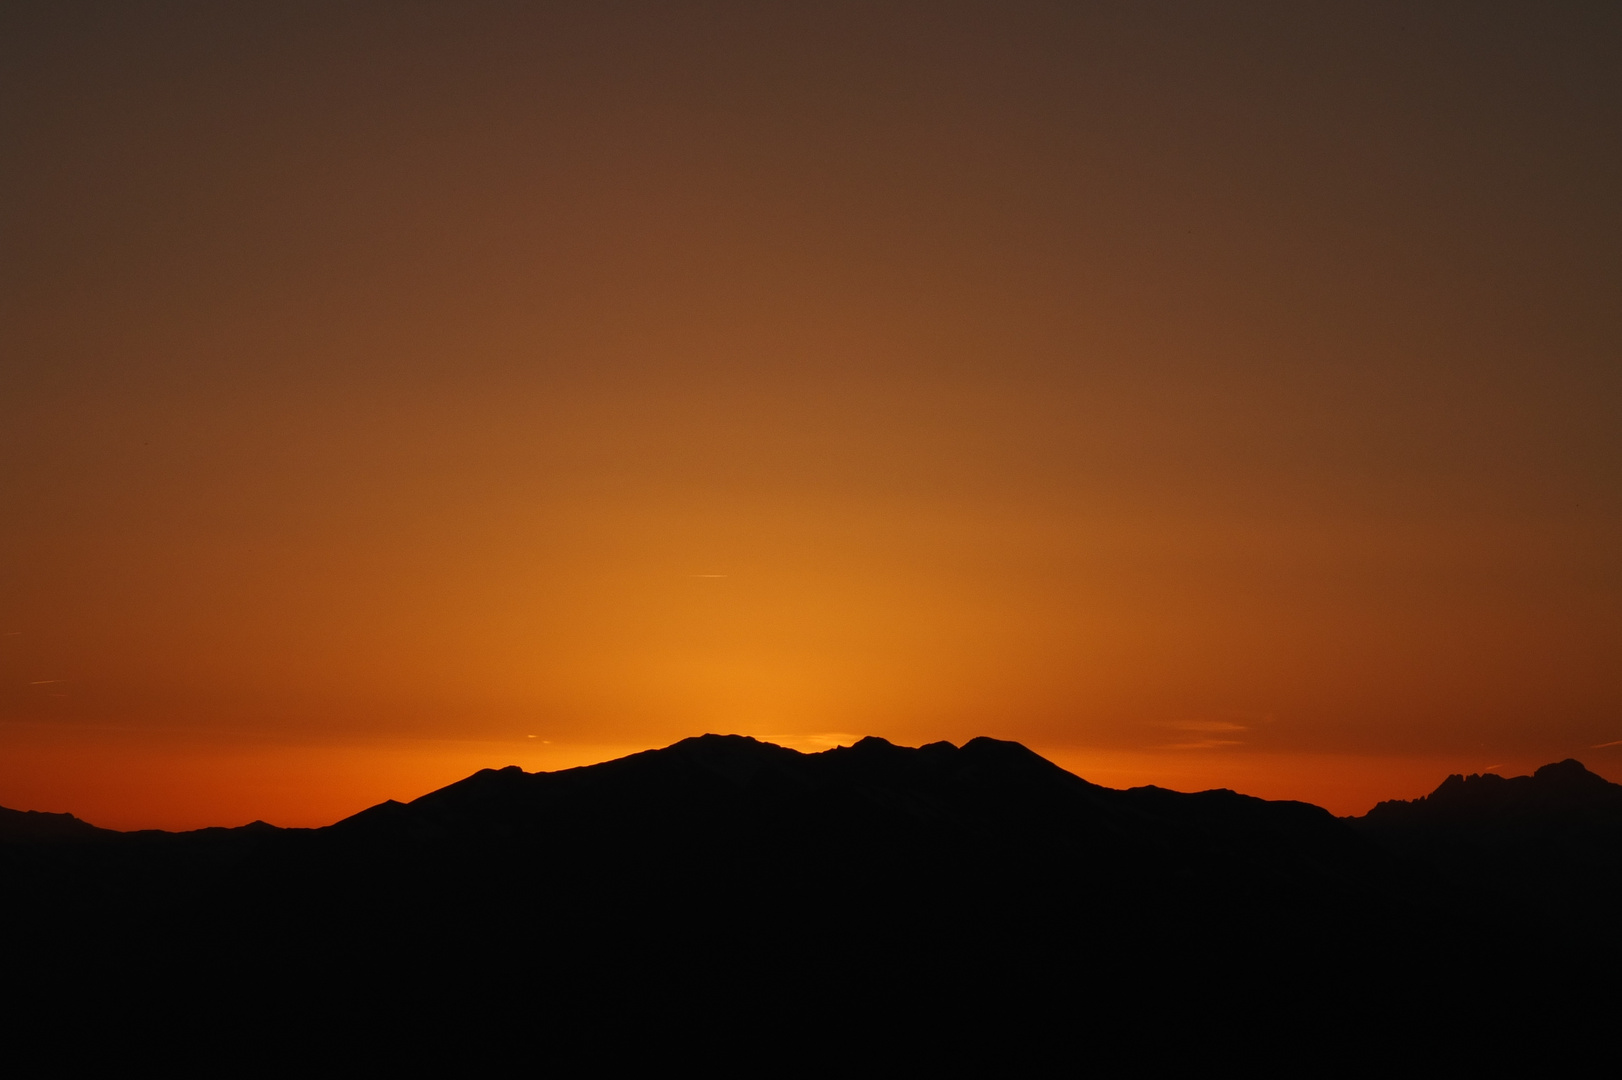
4 736 1619 1066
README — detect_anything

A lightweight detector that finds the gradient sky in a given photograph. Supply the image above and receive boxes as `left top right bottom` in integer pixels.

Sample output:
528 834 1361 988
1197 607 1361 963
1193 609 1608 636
4 1 1619 827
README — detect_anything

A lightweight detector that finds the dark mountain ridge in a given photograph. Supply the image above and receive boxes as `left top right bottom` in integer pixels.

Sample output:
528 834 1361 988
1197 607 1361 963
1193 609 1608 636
16 733 1613 844
0 804 110 842
3 735 1617 1065
1352 756 1622 950
1362 757 1622 825
332 733 1347 851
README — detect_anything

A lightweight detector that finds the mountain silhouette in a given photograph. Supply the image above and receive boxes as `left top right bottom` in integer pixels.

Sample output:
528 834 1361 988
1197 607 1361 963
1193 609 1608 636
2 736 1616 1067
0 804 109 842
1363 757 1622 825
1353 757 1622 955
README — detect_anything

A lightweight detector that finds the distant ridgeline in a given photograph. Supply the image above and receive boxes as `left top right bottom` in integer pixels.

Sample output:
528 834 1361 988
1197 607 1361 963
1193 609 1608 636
4 736 1619 1065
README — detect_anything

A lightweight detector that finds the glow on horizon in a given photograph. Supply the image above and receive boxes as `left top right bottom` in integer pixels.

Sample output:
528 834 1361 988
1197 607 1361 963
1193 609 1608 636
2 4 1618 827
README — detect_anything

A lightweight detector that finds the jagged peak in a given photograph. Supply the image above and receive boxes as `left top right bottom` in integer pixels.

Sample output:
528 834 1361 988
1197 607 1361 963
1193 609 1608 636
1361 757 1622 824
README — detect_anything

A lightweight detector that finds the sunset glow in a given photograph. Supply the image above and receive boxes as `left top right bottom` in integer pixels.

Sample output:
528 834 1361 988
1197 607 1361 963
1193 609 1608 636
3 3 1618 828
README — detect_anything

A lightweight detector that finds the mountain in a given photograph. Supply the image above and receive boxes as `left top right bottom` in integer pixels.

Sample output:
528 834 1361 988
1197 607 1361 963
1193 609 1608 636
1352 758 1622 952
330 733 1359 864
1 736 1616 1067
0 804 109 842
1362 757 1622 826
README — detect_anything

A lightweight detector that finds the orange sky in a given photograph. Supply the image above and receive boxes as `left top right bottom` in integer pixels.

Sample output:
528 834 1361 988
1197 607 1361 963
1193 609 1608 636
3 2 1620 828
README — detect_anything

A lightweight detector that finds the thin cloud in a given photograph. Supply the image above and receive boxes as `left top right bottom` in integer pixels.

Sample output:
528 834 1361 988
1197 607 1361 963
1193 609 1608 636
1161 738 1244 751
1165 720 1249 734
1592 740 1622 749
1151 719 1250 750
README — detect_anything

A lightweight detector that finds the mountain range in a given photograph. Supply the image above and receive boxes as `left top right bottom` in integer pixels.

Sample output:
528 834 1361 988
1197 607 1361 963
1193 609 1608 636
4 735 1618 1066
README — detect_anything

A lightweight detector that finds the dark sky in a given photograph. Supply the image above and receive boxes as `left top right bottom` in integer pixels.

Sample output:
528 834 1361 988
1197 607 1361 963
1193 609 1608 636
3 2 1619 825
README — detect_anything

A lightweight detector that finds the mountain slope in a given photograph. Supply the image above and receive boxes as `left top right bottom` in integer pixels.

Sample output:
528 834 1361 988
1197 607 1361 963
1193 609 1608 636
0 805 109 842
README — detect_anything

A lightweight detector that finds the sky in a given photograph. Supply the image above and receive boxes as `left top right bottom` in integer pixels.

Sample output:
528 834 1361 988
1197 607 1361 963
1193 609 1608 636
3 1 1619 827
